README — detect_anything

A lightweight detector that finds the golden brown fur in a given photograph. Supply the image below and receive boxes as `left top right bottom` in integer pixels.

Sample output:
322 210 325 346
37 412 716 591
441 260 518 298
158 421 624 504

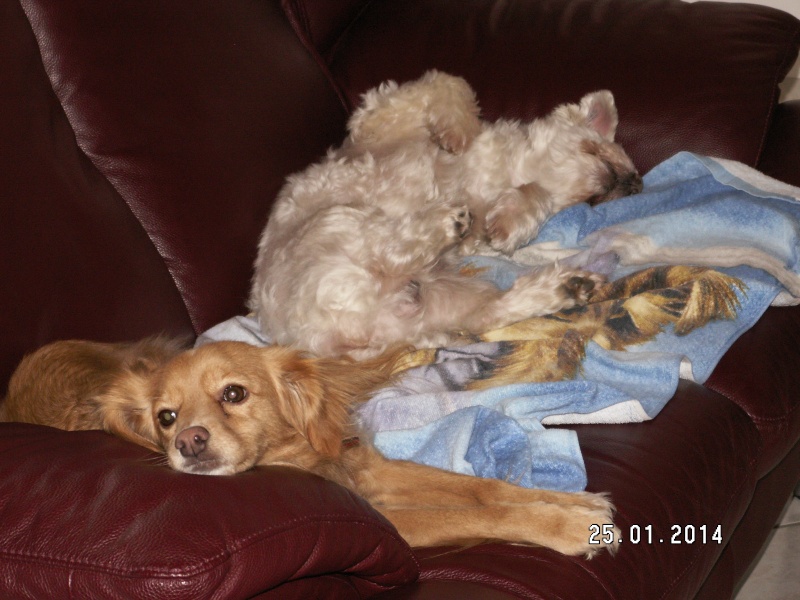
1 338 618 555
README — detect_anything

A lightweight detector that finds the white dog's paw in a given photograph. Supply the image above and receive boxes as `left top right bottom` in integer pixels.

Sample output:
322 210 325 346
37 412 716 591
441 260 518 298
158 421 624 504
485 186 549 254
432 204 473 243
487 213 538 255
430 114 481 154
558 271 605 307
421 71 482 154
450 206 474 240
497 267 604 321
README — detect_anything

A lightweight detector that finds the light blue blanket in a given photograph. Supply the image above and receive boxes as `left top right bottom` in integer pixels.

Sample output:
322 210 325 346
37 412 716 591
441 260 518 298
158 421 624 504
199 153 800 493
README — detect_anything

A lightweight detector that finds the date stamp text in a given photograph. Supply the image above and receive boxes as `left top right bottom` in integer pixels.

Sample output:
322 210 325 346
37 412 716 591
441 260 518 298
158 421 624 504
589 524 723 545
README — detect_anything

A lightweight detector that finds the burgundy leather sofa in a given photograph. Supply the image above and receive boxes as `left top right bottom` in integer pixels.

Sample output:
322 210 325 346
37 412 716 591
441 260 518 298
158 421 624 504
2 1 799 598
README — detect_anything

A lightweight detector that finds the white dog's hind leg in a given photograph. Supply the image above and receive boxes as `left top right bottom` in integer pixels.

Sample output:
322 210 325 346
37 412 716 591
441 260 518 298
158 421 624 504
410 262 600 343
347 70 481 154
464 264 603 332
312 204 475 359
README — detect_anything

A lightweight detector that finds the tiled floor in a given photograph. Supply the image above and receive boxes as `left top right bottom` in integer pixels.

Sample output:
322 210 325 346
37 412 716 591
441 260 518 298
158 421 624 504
734 493 800 599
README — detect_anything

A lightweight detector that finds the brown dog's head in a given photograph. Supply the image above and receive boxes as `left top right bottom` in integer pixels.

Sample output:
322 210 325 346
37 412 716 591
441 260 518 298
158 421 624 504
4 339 400 477
145 342 397 476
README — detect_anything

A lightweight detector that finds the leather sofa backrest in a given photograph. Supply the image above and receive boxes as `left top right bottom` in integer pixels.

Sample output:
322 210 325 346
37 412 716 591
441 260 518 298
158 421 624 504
295 0 800 174
1 0 349 391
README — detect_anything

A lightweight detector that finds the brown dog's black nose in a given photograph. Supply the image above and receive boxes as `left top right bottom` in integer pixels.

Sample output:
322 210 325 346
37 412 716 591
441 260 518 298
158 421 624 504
175 426 210 458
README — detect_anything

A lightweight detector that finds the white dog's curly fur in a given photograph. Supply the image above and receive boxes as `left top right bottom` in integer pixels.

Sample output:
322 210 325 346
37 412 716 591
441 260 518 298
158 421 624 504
249 71 641 359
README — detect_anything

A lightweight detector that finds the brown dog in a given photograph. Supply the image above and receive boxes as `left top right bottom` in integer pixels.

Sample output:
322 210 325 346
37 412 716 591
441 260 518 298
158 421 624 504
2 338 618 555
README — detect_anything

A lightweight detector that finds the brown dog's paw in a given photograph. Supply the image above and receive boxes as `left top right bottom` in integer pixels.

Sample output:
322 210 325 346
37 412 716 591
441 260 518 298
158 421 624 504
510 492 619 557
578 499 620 559
550 493 619 558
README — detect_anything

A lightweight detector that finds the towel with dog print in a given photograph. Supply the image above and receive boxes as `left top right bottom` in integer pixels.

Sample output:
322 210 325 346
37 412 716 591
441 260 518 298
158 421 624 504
355 152 800 492
199 152 800 492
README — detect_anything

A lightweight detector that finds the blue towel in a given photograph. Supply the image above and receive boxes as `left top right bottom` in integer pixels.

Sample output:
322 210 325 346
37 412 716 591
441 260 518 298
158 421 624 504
357 153 800 492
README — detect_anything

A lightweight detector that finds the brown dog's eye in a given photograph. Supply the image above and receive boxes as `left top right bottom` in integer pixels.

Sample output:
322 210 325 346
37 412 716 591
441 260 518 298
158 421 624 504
222 384 247 403
158 409 177 428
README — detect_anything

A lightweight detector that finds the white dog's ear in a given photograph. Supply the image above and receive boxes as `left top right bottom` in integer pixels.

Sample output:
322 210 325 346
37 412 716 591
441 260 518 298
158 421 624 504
579 90 619 141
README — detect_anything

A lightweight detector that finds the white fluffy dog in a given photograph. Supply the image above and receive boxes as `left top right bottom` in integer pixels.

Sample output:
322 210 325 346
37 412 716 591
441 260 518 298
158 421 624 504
249 71 641 359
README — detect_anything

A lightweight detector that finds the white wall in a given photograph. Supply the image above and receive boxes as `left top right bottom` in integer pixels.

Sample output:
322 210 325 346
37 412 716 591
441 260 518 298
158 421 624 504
682 0 800 101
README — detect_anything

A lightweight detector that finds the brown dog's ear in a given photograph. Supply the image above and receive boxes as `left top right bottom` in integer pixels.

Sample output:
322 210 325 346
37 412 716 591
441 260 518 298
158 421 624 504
271 347 406 459
99 337 187 452
103 409 161 453
272 350 348 459
97 342 186 454
100 371 162 453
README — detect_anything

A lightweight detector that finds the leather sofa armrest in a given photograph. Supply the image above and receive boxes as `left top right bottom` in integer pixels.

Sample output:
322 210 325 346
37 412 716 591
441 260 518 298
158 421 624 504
0 423 417 599
288 0 800 176
759 100 800 187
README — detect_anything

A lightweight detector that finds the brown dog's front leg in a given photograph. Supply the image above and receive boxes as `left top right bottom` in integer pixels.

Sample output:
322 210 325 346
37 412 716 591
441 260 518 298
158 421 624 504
352 449 618 555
